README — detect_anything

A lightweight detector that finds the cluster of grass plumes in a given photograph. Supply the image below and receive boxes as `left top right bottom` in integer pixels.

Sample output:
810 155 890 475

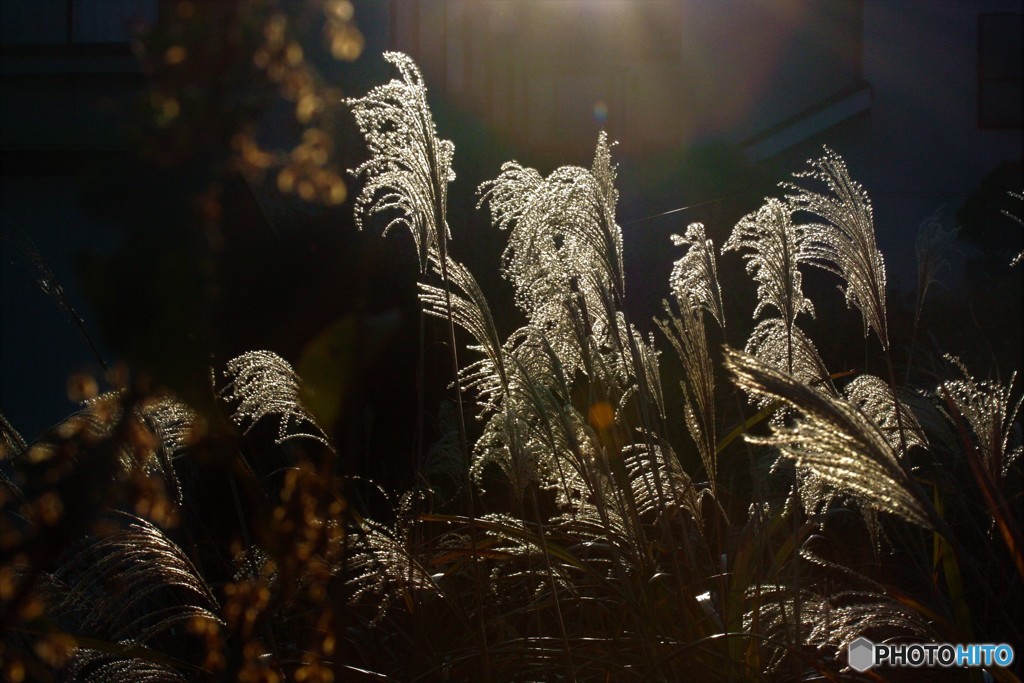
1 53 1022 682
338 54 1023 681
0 360 353 682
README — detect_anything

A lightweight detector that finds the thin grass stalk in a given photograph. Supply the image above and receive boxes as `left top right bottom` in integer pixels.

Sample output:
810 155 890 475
19 232 110 373
599 267 701 625
938 388 1024 582
885 409 1024 646
386 69 494 674
882 351 912 478
716 325 774 670
407 310 428 629
905 214 955 385
547 386 658 672
434 216 493 683
529 486 578 683
415 310 426 481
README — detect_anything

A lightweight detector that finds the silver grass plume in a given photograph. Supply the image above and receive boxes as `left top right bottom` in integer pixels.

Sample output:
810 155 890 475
749 585 933 671
477 156 585 374
725 347 932 529
792 466 843 520
914 209 957 316
785 148 889 349
504 333 597 502
481 135 662 427
661 224 725 486
485 334 601 504
448 318 578 500
347 523 437 623
815 594 934 651
723 198 813 327
802 590 934 667
658 300 717 483
471 406 542 497
474 513 578 615
49 513 221 671
234 544 277 585
423 400 467 496
623 442 704 525
940 356 1022 479
0 410 26 458
69 393 190 498
743 584 817 671
347 493 440 624
64 653 186 683
747 585 933 672
419 254 508 415
140 397 197 505
141 397 196 462
0 411 26 505
844 375 926 454
621 323 666 421
220 350 332 449
347 52 455 272
500 337 634 534
744 319 834 401
420 254 554 495
670 222 726 329
476 134 660 500
1005 191 1023 268
789 561 936 666
480 133 625 357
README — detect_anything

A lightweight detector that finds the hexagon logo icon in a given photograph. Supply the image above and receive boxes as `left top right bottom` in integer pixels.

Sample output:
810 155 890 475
848 637 875 672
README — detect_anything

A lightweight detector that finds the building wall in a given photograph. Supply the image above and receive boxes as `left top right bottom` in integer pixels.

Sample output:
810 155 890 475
765 0 1022 292
390 0 864 160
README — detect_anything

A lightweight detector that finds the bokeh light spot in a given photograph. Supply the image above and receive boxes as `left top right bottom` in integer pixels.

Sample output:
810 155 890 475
589 401 614 430
164 45 187 66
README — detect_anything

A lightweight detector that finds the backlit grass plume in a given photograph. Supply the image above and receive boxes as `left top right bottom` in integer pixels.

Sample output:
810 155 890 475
48 513 221 679
670 222 726 329
347 51 455 272
480 133 626 363
786 148 890 349
743 318 833 398
658 300 718 484
724 198 812 328
725 346 932 529
220 350 331 449
940 356 1022 480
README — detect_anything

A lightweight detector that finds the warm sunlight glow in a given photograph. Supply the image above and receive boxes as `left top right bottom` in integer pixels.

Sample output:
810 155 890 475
588 401 615 430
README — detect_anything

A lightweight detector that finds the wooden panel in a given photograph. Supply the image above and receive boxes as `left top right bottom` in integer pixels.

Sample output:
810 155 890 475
389 1 864 158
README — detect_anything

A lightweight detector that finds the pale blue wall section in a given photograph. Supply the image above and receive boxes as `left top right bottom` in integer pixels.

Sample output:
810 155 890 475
848 0 1020 292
